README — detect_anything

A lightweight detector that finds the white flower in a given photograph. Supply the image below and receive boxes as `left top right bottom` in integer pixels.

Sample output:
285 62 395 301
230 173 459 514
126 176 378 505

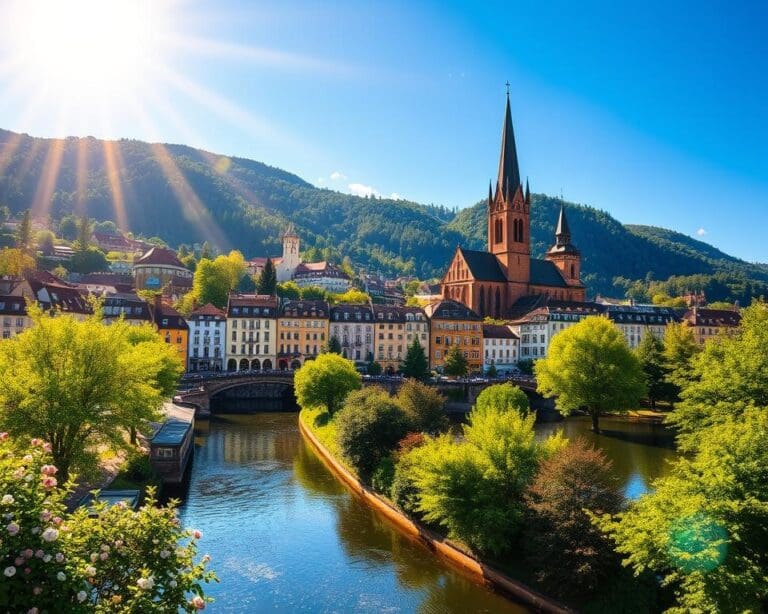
159 549 170 559
1 494 14 505
57 571 66 581
99 552 108 561
3 566 16 577
85 565 96 576
169 579 177 588
77 591 87 603
136 576 155 590
6 522 19 536
55 552 64 563
41 527 58 542
42 554 51 563
90 552 98 562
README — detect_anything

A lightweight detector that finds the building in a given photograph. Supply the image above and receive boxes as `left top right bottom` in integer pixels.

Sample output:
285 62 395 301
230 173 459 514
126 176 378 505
605 304 680 349
225 294 278 371
0 296 29 339
372 305 430 374
149 298 189 370
101 292 152 326
247 225 299 281
423 298 483 374
187 303 227 372
15 271 92 320
682 306 742 344
277 300 329 370
292 261 351 294
329 303 374 366
133 247 192 299
482 324 519 374
440 92 585 318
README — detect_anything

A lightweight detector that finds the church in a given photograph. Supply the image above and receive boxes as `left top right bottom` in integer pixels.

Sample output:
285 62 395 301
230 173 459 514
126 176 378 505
440 92 586 318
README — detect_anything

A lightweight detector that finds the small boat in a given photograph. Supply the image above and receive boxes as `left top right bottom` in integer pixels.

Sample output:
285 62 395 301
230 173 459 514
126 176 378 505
78 489 141 516
149 418 194 484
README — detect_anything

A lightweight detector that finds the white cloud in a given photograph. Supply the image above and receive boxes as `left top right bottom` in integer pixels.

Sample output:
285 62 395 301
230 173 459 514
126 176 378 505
348 183 379 198
316 177 325 185
696 227 707 237
329 170 347 181
389 192 402 200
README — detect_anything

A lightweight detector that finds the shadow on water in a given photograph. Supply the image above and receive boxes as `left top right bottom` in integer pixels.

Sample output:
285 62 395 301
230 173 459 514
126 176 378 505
175 412 526 613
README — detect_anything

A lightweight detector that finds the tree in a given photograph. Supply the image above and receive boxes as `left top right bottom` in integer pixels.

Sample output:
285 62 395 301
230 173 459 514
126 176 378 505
35 229 55 253
256 257 277 295
536 316 646 432
635 332 674 408
486 363 497 378
294 353 361 416
69 247 109 274
75 215 92 251
663 321 700 395
336 386 409 478
366 359 382 376
58 214 78 241
395 379 447 435
15 209 32 250
300 285 326 300
188 252 246 309
523 439 623 600
0 247 36 275
0 307 183 481
276 281 301 300
667 302 768 447
443 344 468 378
322 335 342 355
93 219 118 234
0 437 215 611
400 337 430 380
473 383 529 416
598 406 768 613
199 241 213 260
328 289 370 304
237 273 256 292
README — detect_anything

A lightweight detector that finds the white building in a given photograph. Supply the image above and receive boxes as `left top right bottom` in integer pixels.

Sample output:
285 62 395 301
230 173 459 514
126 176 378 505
188 303 227 372
330 304 374 366
482 323 519 373
225 294 278 371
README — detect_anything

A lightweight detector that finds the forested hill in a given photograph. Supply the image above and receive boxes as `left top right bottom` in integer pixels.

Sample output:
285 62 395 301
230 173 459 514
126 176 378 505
0 128 765 301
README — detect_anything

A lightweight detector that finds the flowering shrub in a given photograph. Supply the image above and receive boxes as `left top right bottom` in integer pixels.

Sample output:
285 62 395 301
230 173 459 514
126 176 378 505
0 434 216 612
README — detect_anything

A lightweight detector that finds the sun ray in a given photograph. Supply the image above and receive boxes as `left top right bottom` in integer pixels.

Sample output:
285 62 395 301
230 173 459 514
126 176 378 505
75 136 89 216
30 137 65 221
101 140 130 233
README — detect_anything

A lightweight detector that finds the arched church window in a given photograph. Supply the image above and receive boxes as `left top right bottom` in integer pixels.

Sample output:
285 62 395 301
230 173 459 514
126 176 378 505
495 287 501 317
479 286 485 316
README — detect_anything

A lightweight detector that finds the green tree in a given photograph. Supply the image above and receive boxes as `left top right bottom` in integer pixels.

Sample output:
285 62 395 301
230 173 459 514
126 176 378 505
473 383 529 416
15 209 32 249
0 307 182 481
667 302 768 448
256 257 277 295
322 334 342 355
523 439 623 601
663 321 701 395
276 280 301 300
366 359 382 375
336 386 409 478
443 344 468 378
400 337 430 380
598 406 768 613
536 316 646 432
93 219 118 234
0 247 36 275
300 285 326 300
58 214 78 241
486 363 497 378
0 438 215 611
395 379 447 435
35 229 55 253
328 289 370 304
69 247 109 274
199 241 213 260
294 353 361 415
635 332 674 408
75 215 92 251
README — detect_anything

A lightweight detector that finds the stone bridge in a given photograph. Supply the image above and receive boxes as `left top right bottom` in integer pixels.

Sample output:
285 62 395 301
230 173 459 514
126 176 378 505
175 371 552 417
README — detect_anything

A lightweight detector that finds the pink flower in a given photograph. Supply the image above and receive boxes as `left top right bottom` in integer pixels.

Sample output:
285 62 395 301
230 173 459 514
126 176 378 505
192 529 202 540
99 552 108 561
40 511 51 522
23 549 33 559
0 432 8 441
53 517 62 525
6 522 20 536
15 557 24 566
24 567 31 574
41 476 57 490
33 587 42 595
42 443 52 453
190 596 206 610
35 549 44 558
41 465 57 476
30 438 42 447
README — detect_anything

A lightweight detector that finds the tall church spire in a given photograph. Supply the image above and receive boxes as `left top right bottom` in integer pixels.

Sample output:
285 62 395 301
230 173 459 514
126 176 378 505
555 203 571 246
496 89 521 198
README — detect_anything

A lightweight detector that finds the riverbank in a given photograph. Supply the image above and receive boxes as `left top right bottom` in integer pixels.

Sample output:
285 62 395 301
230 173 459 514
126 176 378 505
298 407 572 614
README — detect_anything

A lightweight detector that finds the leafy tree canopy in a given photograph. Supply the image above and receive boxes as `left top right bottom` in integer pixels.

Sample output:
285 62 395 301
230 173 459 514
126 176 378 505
294 353 361 415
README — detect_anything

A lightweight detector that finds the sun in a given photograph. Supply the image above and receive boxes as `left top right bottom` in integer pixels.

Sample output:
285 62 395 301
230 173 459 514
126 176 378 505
5 0 170 106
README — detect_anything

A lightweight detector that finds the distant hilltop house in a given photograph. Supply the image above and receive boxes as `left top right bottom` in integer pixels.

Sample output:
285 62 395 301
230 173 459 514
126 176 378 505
133 246 193 300
91 231 151 255
247 224 352 294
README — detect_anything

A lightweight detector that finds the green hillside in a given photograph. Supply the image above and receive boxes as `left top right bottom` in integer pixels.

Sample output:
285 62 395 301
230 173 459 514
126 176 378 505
0 128 765 302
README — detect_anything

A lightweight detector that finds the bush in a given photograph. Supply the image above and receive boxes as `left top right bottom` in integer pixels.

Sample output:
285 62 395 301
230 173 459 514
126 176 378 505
396 379 448 435
473 383 530 417
335 387 409 478
370 456 395 494
523 438 623 601
0 434 216 611
294 353 361 415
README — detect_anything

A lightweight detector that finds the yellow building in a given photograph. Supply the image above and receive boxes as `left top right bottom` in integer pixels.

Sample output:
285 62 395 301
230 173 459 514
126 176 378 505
682 306 741 344
277 300 329 370
372 305 429 375
150 297 189 370
424 299 483 374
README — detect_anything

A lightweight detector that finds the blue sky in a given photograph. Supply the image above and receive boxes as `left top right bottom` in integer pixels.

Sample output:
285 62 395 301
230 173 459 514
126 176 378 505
0 0 766 262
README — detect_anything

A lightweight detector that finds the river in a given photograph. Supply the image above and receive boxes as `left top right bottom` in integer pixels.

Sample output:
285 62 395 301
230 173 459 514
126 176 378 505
175 412 675 613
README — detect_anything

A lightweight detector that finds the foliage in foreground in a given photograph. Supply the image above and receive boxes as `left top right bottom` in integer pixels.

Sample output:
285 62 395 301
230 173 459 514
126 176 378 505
0 305 182 481
0 435 215 612
598 406 768 613
535 316 646 431
395 379 447 435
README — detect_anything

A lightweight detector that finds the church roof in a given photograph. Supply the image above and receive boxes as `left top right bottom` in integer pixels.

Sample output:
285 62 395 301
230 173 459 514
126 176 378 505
496 92 521 198
529 259 569 288
458 248 507 282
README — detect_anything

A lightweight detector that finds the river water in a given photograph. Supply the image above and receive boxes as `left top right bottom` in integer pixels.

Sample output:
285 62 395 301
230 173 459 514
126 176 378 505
175 412 675 613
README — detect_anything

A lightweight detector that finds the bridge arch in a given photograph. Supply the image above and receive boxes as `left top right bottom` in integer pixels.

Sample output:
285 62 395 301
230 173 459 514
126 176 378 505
227 359 237 372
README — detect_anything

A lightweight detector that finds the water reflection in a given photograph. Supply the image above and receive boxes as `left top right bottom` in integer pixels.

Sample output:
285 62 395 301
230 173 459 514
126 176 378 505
178 413 525 613
535 415 677 499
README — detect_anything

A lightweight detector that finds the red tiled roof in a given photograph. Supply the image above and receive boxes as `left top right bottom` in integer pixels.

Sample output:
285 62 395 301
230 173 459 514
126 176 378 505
482 324 519 339
135 247 184 268
189 303 227 318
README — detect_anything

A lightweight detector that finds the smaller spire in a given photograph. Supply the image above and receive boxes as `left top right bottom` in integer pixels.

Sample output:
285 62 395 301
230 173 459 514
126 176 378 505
524 178 530 204
488 181 493 205
555 204 571 246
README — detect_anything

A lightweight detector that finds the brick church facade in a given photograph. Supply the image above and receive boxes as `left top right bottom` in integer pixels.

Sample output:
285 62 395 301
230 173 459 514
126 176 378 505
440 92 585 318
